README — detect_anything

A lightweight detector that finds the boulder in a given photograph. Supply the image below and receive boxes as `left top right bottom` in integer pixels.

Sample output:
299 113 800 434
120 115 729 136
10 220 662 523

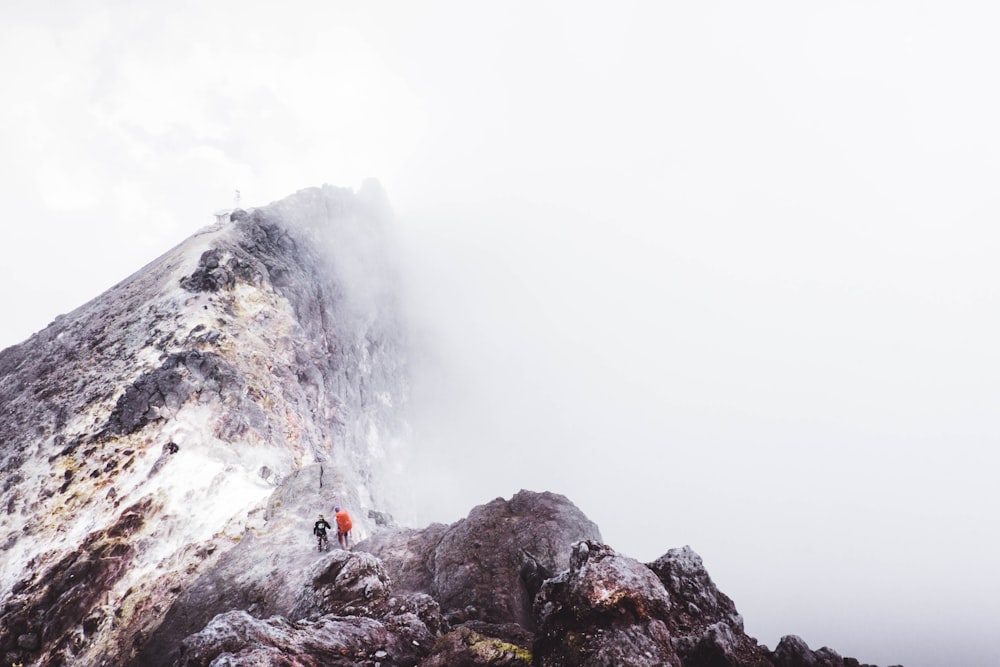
175 607 437 667
290 549 392 619
357 491 601 629
533 541 682 667
358 489 601 629
770 635 882 667
649 545 772 666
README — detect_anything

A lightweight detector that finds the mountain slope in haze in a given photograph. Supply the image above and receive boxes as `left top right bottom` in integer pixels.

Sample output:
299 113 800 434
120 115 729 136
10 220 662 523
0 184 408 666
0 185 899 667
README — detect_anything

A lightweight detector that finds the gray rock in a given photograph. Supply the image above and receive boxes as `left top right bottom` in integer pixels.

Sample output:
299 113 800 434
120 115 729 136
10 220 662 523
176 607 437 667
130 463 367 667
649 545 772 666
359 489 601 629
290 549 392 619
534 540 682 667
357 523 450 594
771 635 880 667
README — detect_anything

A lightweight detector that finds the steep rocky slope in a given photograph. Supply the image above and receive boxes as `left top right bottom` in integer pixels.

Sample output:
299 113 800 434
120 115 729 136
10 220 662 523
0 185 898 667
0 184 407 666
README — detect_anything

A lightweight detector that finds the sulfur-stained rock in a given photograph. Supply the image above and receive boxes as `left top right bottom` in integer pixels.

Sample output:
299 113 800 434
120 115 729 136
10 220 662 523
419 626 532 667
0 498 153 665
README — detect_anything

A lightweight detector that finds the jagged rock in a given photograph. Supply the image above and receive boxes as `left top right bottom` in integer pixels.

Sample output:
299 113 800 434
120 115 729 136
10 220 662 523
173 558 445 665
770 635 881 667
359 490 601 629
0 497 153 664
175 606 437 667
103 350 245 437
0 185 409 667
179 247 262 293
369 508 395 526
649 545 772 666
419 626 532 667
357 523 450 594
533 540 682 667
130 463 368 667
290 549 393 619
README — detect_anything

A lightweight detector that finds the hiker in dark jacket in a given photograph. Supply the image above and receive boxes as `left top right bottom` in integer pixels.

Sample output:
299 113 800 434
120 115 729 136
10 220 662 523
314 514 332 551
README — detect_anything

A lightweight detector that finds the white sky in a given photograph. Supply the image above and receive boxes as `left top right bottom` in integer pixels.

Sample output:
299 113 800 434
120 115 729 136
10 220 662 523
2 3 998 666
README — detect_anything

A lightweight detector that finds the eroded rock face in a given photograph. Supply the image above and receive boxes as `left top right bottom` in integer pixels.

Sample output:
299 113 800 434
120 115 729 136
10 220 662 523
533 540 682 667
358 490 602 629
650 545 772 667
771 634 884 667
129 463 370 667
172 550 445 666
0 498 154 666
0 185 408 667
354 523 450 594
290 549 393 619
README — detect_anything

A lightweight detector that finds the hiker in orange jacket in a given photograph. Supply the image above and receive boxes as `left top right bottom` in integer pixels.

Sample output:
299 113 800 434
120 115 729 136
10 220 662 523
334 505 353 549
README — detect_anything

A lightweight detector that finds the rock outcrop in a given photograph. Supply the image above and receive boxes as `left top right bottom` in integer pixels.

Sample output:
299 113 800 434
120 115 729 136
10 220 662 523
534 540 682 667
160 490 894 667
358 490 602 628
649 545 772 666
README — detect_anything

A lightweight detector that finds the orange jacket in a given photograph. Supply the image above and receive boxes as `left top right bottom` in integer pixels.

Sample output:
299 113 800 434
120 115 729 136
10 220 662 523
335 509 353 533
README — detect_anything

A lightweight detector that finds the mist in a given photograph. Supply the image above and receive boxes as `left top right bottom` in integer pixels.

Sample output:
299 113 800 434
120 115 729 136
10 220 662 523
2 2 999 666
391 184 998 667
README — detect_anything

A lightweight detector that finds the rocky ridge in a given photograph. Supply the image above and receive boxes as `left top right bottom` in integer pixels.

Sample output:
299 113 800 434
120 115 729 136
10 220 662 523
0 185 898 666
0 184 407 666
168 489 897 667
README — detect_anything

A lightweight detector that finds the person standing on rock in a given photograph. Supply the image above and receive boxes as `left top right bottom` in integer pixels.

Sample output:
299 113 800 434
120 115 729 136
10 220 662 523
334 505 353 549
314 514 332 551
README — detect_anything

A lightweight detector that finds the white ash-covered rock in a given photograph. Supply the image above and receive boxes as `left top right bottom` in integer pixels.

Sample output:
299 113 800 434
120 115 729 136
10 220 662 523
0 184 408 667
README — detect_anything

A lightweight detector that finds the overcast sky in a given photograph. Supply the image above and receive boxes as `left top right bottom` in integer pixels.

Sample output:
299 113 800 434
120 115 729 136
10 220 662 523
2 3 998 666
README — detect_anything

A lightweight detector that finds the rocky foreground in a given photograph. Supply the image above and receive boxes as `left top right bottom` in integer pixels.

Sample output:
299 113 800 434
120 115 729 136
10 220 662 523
166 489 895 667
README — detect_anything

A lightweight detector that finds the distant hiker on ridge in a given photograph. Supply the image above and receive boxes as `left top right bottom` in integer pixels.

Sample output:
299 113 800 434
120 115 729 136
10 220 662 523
334 505 353 549
313 514 332 552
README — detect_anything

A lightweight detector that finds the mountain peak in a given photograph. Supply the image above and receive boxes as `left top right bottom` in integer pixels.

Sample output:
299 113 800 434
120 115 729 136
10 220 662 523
0 186 408 666
0 187 897 667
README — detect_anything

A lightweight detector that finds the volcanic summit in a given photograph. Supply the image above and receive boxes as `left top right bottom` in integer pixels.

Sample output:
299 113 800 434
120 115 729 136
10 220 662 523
0 185 896 667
